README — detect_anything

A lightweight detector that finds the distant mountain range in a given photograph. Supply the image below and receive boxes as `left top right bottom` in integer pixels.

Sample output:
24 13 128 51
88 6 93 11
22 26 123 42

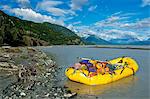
81 34 150 45
109 37 139 44
109 37 150 45
0 10 84 46
129 38 150 45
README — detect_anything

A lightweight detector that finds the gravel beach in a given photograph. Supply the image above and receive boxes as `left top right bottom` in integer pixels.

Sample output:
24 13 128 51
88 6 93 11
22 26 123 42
0 47 77 99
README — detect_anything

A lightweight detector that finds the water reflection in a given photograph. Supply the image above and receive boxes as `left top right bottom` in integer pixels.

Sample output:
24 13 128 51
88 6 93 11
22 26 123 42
65 76 138 95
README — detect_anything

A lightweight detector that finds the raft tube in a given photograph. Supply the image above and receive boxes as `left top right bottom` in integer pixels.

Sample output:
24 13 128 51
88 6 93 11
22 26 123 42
65 57 139 85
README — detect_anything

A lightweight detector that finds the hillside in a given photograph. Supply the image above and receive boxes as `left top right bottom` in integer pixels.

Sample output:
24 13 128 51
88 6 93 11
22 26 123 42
0 10 84 46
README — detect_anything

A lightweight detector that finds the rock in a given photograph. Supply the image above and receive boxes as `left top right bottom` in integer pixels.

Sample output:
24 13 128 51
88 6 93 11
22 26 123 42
27 47 37 53
0 62 18 71
0 62 10 67
9 63 18 69
48 68 52 72
64 92 77 98
20 92 26 97
54 93 58 96
4 96 9 99
57 88 62 92
44 59 54 66
46 73 51 77
1 46 11 49
55 97 61 99
3 54 10 58
36 95 39 98
25 81 35 90
45 93 49 97
0 57 8 62
4 48 22 53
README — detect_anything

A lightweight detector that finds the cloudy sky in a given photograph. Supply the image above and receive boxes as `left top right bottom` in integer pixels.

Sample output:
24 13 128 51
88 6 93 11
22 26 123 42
0 0 150 41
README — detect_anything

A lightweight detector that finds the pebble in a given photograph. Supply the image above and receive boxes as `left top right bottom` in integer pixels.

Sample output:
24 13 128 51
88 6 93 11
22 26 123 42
36 95 39 98
54 93 58 96
46 73 51 76
45 93 50 97
20 92 26 97
3 54 10 58
57 88 62 92
55 97 61 99
0 62 10 67
2 46 11 49
64 92 77 98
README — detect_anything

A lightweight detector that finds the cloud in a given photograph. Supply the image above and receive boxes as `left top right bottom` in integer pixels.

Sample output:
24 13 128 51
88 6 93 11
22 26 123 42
141 0 150 7
37 0 63 7
11 8 55 23
73 12 150 41
16 0 30 3
120 18 150 30
36 0 75 17
70 0 88 11
16 0 30 8
45 7 68 16
5 7 64 25
36 0 89 17
72 21 82 25
88 5 97 11
98 29 139 40
75 25 147 41
95 12 130 28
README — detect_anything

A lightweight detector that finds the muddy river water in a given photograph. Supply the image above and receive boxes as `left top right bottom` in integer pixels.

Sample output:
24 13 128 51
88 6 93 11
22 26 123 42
39 45 150 99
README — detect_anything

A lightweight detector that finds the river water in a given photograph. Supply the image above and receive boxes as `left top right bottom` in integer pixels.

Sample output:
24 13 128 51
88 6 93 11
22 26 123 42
39 45 150 99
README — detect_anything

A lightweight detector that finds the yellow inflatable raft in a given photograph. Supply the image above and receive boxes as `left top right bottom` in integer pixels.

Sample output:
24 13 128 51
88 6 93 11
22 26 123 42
65 57 139 85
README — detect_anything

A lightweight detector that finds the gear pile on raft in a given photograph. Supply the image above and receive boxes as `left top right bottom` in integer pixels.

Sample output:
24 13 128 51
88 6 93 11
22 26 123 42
65 57 139 85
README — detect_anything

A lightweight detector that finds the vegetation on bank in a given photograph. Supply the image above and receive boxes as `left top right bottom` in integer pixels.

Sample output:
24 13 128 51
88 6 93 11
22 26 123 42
0 10 84 46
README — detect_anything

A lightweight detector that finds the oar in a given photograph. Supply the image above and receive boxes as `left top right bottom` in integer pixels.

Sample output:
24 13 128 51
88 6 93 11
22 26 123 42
77 57 107 63
77 57 92 60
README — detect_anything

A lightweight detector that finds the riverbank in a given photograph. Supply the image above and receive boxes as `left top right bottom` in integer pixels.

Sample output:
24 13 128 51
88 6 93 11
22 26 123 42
89 45 150 50
0 47 77 99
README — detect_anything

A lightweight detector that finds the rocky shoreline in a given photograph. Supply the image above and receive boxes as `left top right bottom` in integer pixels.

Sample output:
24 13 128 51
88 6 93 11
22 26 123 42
0 47 77 99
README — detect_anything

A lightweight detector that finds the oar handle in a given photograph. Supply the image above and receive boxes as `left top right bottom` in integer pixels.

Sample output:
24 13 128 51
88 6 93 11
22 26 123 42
77 57 108 63
77 57 91 60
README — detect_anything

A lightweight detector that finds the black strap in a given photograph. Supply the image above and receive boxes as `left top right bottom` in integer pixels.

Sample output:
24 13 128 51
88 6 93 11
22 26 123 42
128 67 135 75
120 67 125 75
81 72 87 77
118 56 125 63
131 68 135 75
